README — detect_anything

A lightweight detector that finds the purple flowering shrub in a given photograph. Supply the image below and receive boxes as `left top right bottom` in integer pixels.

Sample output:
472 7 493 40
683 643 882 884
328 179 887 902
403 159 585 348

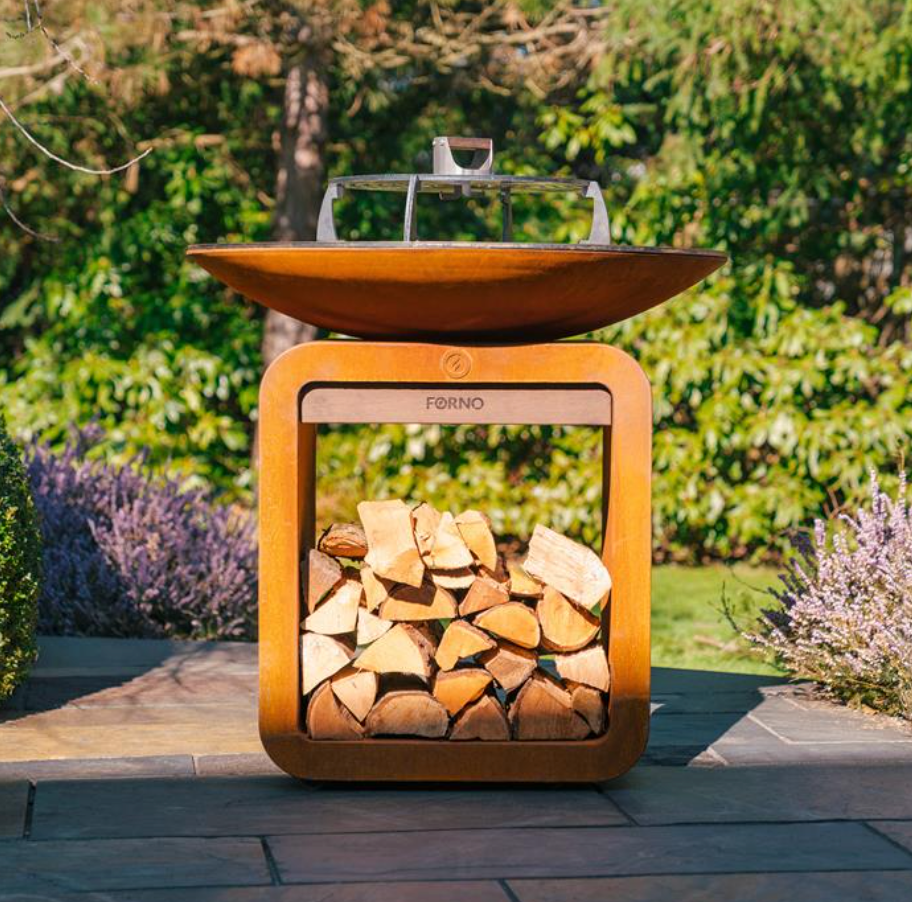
752 470 912 719
26 427 256 640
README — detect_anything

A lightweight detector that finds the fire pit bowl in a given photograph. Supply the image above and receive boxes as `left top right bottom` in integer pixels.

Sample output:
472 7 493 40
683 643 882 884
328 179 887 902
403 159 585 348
186 242 725 341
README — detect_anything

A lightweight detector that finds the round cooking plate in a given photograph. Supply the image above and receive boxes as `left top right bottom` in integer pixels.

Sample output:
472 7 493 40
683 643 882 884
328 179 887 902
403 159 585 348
187 242 727 342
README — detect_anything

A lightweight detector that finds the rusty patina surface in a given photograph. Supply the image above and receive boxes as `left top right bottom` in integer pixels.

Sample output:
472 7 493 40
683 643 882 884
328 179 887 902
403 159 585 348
187 243 725 342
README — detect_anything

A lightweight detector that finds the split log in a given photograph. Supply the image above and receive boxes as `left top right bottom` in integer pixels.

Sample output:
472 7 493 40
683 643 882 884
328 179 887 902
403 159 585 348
354 623 435 679
356 607 393 646
413 503 474 570
523 525 611 611
306 549 343 613
454 510 497 571
507 561 543 599
435 620 496 671
301 633 355 696
450 695 510 741
365 690 449 738
380 581 457 621
433 668 493 716
360 565 395 612
330 666 379 722
537 586 601 652
459 573 510 617
303 578 361 635
568 682 606 735
430 568 476 590
318 523 368 559
553 644 611 692
475 602 541 649
479 641 538 692
306 682 364 740
358 499 425 587
509 673 590 740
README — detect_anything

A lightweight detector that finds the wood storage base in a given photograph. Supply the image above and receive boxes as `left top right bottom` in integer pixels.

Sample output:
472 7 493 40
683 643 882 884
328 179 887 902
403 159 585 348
258 341 651 783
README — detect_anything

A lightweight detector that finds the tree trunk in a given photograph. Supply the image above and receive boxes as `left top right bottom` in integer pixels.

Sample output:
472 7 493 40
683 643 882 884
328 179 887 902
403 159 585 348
262 54 329 369
253 54 328 467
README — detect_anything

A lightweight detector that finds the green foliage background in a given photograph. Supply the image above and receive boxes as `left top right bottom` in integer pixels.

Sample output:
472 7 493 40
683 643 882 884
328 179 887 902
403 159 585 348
2 0 910 560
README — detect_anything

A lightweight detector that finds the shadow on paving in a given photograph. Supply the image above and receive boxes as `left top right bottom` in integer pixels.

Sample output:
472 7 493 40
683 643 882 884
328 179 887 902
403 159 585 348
0 636 258 722
646 666 789 766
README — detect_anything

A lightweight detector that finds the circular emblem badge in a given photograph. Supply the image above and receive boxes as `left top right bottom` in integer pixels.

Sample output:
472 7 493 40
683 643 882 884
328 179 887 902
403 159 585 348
441 349 472 379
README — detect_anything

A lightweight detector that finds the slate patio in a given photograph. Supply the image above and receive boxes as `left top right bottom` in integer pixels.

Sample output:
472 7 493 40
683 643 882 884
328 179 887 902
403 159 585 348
2 635 912 900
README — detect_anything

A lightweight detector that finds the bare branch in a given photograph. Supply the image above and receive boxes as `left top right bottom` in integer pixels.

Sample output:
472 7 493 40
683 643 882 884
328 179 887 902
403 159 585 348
0 178 59 240
0 95 152 175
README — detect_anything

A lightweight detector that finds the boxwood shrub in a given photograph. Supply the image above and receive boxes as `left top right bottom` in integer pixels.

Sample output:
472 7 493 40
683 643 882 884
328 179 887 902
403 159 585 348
0 416 41 700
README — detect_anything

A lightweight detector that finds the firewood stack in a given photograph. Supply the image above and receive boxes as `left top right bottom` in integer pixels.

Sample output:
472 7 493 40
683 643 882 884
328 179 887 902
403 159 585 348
301 499 611 741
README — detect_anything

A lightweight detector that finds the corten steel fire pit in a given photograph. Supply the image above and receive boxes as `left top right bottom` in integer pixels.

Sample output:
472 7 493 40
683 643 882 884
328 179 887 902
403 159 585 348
189 137 725 783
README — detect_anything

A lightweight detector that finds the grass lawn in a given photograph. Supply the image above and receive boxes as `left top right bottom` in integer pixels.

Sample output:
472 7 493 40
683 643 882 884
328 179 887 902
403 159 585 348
652 564 784 675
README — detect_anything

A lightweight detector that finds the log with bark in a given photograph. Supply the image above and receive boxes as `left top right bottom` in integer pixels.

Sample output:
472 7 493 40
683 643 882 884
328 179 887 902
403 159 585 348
318 523 368 559
450 695 510 741
435 620 496 670
537 586 601 652
365 690 449 738
330 666 378 723
509 672 590 741
307 681 364 740
380 581 458 621
432 668 493 716
478 641 538 692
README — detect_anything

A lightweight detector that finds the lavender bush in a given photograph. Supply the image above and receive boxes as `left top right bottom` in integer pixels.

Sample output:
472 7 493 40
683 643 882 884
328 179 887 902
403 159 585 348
752 470 912 720
26 427 256 640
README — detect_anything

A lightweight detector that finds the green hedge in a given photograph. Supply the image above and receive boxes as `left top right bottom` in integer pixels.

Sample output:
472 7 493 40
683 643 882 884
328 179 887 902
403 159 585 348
0 416 41 700
316 270 912 561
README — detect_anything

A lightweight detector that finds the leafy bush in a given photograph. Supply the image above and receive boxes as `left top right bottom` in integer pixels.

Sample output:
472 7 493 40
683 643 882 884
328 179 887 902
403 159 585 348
0 416 41 700
2 0 910 563
26 427 256 640
316 274 912 560
751 470 912 720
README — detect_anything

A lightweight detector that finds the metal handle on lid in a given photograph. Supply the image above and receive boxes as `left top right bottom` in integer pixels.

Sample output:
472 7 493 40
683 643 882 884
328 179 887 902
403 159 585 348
432 136 494 176
582 182 611 245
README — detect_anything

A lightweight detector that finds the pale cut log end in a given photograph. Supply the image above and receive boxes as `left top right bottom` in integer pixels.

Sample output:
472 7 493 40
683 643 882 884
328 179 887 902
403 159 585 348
366 690 449 738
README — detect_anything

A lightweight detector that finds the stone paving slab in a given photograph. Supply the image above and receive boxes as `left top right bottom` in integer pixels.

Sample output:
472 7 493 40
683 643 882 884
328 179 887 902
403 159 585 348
0 884 512 902
707 716 912 766
508 871 912 902
748 694 912 744
0 755 196 781
605 765 912 824
194 753 284 777
0 781 27 839
30 776 627 839
0 836 271 893
870 820 912 854
267 822 912 883
32 635 257 671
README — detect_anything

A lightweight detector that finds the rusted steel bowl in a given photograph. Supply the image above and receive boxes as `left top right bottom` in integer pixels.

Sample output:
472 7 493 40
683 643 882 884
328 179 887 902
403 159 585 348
186 242 726 342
